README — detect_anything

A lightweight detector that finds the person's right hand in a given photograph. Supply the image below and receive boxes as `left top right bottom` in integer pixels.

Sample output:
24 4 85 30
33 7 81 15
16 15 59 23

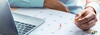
44 0 69 12
75 7 97 31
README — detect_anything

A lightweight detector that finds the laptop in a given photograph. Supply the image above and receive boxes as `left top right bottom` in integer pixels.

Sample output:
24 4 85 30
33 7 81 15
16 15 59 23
0 0 44 35
0 0 18 35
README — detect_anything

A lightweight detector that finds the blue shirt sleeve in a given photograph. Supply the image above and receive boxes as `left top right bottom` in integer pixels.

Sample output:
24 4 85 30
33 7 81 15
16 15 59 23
9 0 45 8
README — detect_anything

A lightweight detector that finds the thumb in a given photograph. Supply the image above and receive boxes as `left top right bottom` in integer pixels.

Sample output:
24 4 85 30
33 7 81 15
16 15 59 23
75 14 82 22
75 10 86 21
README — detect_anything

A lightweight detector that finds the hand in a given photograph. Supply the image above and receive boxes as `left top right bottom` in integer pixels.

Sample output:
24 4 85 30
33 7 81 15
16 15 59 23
75 7 97 31
44 0 69 12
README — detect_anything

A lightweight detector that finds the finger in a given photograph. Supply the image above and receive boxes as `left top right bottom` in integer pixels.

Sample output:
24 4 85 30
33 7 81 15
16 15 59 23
75 13 84 21
77 23 90 31
78 13 96 24
75 10 86 24
76 16 96 27
80 9 96 21
76 15 96 26
75 14 80 19
75 16 97 31
75 10 87 21
81 17 97 28
88 17 97 27
82 18 97 30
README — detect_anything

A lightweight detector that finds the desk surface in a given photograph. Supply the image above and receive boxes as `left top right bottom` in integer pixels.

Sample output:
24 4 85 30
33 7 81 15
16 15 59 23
11 8 100 35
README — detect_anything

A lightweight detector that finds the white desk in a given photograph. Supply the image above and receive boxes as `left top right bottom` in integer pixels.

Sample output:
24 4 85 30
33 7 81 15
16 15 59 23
11 8 100 35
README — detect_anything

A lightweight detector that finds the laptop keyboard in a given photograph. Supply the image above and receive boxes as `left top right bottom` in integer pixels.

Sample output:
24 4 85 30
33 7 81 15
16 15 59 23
15 21 36 35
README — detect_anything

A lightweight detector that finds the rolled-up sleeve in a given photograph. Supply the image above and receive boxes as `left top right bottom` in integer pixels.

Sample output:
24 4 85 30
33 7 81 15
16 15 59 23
9 0 45 7
32 0 45 7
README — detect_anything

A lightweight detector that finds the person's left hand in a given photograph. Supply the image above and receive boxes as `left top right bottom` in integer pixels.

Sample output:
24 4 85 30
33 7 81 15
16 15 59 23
75 6 97 31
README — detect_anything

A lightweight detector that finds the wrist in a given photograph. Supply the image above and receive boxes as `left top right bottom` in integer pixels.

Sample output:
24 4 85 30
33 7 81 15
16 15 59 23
85 6 96 14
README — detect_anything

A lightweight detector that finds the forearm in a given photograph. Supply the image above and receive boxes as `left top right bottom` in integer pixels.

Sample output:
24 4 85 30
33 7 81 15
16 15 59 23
44 0 69 12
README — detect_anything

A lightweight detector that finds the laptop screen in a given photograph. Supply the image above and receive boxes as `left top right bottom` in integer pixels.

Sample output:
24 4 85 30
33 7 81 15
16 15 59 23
0 0 18 35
